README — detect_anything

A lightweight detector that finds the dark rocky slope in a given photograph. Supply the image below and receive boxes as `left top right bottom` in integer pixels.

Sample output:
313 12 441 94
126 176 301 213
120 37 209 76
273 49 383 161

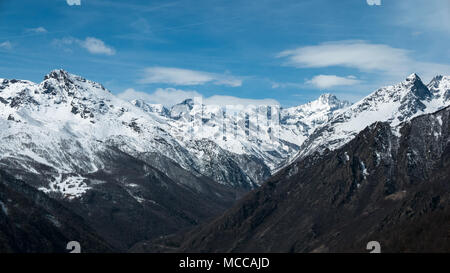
142 106 450 253
60 147 244 250
0 145 243 252
0 170 114 253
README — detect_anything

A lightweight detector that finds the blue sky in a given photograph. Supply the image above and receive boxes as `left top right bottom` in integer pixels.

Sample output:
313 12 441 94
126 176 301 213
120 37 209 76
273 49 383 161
0 0 449 106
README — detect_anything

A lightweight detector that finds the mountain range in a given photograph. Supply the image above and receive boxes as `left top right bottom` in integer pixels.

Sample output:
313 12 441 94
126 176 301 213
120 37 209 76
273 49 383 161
0 70 449 252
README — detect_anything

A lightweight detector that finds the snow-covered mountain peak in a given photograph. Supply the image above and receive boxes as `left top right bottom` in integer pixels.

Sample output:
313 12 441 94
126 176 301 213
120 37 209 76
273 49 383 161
44 69 72 81
405 72 420 81
281 93 350 122
402 73 431 100
318 93 338 103
179 98 194 106
0 69 151 130
318 93 335 103
274 94 351 152
292 73 449 164
170 98 195 120
317 93 351 110
347 73 431 120
131 99 169 116
39 69 110 99
284 93 350 114
428 75 444 91
428 75 450 102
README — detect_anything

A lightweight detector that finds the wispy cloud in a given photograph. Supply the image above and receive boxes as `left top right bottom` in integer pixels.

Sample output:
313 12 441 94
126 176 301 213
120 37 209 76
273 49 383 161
66 0 81 6
26 27 47 33
366 0 381 6
277 41 410 74
53 37 115 55
277 40 450 81
139 67 242 87
0 41 12 50
306 75 361 89
79 37 115 55
118 88 278 107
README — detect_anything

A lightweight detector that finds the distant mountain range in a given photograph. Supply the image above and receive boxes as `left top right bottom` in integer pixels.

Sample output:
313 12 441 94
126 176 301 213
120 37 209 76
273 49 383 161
0 70 449 252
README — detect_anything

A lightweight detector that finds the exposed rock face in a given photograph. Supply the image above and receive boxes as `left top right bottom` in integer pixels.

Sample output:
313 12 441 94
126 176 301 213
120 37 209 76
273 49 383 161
151 106 450 253
0 146 242 251
0 170 114 253
59 148 244 250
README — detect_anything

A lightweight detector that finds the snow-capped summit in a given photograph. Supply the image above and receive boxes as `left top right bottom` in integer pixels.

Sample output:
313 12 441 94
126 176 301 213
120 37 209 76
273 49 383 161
428 75 450 103
44 69 74 81
169 98 195 120
40 69 109 98
0 70 114 120
283 93 351 117
317 93 351 109
405 72 420 81
403 73 432 100
280 93 351 142
132 99 169 117
292 73 450 163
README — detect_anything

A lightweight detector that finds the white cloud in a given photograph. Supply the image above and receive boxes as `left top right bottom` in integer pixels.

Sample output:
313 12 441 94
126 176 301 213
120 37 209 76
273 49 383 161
366 0 381 6
53 37 115 55
306 75 361 89
66 0 81 6
277 40 450 81
27 27 47 33
118 88 278 107
277 41 410 74
139 67 242 87
0 41 12 49
0 41 12 50
79 37 115 55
